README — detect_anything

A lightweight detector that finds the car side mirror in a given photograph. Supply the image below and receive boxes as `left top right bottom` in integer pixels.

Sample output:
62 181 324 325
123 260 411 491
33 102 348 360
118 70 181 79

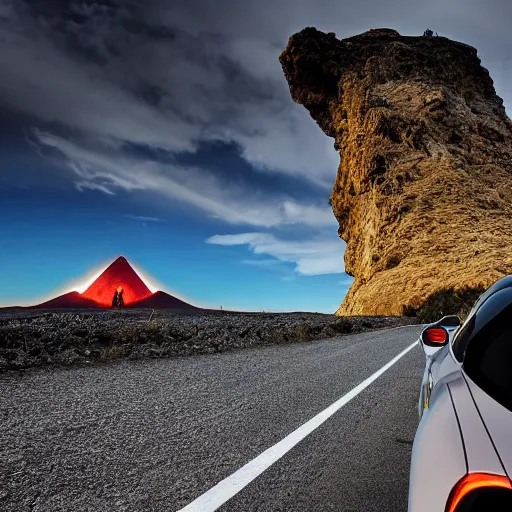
421 325 449 347
419 322 451 357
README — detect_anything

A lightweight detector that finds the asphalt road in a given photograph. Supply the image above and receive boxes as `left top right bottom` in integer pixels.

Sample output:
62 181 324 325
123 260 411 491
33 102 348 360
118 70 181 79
0 324 424 512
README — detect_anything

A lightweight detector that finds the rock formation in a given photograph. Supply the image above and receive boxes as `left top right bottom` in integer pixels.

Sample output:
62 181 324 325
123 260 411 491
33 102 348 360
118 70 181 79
280 28 512 315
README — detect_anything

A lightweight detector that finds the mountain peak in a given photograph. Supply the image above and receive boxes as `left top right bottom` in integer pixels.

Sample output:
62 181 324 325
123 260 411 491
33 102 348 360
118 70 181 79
28 256 199 310
81 256 152 306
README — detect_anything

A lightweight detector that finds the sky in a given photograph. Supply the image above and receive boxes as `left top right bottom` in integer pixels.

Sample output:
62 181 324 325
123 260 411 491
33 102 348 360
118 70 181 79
1 0 511 312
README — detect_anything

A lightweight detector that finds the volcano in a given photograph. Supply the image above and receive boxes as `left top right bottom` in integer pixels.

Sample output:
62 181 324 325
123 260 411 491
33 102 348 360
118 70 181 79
29 256 198 310
81 256 152 306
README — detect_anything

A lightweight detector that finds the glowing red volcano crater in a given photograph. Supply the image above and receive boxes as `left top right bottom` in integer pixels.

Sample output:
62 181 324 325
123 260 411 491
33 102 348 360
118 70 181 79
25 256 198 310
81 256 152 306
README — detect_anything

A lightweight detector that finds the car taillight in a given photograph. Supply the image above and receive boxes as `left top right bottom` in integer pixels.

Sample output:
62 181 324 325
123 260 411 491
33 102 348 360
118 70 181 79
425 327 448 344
446 473 512 512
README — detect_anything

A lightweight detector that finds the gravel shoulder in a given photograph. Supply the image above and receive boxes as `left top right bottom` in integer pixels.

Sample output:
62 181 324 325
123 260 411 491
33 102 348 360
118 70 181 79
0 309 419 370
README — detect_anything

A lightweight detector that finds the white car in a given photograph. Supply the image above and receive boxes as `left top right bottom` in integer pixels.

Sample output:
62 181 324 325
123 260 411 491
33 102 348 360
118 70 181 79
408 275 512 512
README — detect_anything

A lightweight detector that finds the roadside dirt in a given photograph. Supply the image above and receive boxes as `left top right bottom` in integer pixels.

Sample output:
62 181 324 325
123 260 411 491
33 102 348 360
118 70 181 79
0 309 419 370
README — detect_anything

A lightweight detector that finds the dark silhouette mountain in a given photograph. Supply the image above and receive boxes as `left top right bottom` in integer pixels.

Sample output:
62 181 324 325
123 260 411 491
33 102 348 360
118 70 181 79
81 256 152 306
127 291 197 310
33 291 101 309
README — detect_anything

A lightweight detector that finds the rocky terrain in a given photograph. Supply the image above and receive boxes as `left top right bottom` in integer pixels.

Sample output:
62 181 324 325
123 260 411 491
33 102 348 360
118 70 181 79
280 28 512 316
0 309 417 370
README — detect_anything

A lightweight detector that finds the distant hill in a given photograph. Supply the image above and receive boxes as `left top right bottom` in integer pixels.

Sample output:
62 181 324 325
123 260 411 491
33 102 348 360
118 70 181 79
33 291 102 309
127 291 197 310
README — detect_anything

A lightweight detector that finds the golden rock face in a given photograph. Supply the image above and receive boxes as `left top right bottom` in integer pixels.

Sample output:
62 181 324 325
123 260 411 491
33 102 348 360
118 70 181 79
280 28 512 315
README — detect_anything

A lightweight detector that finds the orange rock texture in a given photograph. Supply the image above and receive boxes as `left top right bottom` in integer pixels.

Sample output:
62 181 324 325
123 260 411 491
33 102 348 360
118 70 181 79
280 28 512 315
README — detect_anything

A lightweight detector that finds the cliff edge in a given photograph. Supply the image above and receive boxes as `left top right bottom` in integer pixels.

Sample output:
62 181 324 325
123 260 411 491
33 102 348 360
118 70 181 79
280 28 512 316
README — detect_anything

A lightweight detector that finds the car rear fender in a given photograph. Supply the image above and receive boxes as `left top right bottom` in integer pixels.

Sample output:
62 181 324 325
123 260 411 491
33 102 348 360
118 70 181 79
464 372 512 478
449 376 506 475
408 383 467 512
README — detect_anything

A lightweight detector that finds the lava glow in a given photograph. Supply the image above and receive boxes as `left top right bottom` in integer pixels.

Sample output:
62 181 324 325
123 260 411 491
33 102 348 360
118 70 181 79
14 255 208 310
128 263 160 294
73 262 113 294
72 259 158 295
74 272 103 294
80 257 152 306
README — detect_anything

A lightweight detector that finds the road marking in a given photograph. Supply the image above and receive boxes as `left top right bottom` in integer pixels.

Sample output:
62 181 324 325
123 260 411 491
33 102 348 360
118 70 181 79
375 323 423 332
178 340 419 512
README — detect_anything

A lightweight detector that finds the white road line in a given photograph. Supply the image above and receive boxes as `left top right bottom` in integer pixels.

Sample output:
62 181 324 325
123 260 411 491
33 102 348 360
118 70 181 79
178 340 419 512
373 323 423 332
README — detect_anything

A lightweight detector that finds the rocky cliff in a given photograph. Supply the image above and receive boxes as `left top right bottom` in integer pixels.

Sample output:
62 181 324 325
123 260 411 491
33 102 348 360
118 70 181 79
280 28 512 316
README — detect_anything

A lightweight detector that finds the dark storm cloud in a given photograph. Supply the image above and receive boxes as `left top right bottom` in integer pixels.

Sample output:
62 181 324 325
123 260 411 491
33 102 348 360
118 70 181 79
4 0 510 184
0 0 339 180
1 0 511 273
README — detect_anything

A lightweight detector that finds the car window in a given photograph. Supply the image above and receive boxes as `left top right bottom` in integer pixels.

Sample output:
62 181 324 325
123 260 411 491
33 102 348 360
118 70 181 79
452 314 476 362
454 286 512 362
463 298 512 412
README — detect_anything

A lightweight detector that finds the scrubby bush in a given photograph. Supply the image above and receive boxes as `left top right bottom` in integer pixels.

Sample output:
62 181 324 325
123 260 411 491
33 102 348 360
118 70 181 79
328 319 353 334
295 323 311 341
402 286 485 323
402 304 417 317
0 311 416 370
